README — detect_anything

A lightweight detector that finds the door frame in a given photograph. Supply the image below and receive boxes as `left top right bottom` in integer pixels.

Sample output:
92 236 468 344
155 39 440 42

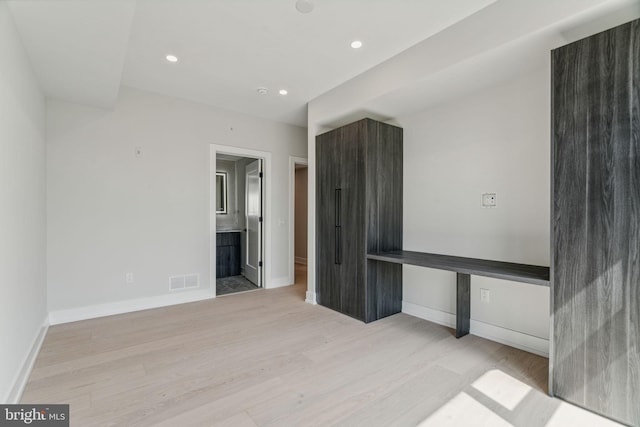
289 156 308 285
210 144 272 296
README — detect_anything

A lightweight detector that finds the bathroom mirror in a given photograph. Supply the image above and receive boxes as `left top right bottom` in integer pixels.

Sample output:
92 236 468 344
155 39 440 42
216 172 227 214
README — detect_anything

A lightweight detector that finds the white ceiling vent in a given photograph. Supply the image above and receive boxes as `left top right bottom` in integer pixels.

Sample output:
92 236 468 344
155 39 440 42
170 274 200 291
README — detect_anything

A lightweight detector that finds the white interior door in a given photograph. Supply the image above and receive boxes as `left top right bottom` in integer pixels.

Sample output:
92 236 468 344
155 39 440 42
245 159 262 286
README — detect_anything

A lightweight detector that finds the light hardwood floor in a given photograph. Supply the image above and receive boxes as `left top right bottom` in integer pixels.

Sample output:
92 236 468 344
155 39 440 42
22 265 619 426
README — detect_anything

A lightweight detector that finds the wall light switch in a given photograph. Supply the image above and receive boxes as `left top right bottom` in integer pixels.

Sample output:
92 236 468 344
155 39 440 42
482 193 497 208
134 146 142 157
126 273 134 284
480 288 490 303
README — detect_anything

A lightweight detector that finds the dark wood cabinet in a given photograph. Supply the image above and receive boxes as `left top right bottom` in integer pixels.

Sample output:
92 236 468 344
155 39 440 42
551 18 640 426
216 232 241 278
316 118 403 323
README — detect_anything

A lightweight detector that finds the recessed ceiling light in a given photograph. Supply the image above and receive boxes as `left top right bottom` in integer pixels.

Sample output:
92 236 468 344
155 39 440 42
350 40 363 49
295 0 314 14
165 54 178 63
257 87 268 95
279 89 288 95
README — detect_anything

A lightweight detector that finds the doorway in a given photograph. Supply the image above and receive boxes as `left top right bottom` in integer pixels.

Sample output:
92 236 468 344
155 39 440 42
290 156 308 293
211 145 271 297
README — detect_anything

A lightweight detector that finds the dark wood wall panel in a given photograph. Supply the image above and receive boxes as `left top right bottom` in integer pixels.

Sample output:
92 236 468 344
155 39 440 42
367 120 403 254
552 19 640 426
316 128 340 312
629 20 640 423
366 260 402 323
364 119 403 322
339 121 366 320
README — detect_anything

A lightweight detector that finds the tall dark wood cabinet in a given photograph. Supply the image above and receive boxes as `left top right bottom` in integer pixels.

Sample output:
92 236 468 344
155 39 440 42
316 118 403 323
552 19 640 426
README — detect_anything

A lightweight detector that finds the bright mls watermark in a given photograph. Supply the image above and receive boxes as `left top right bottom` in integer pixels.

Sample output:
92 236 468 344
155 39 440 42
0 405 68 426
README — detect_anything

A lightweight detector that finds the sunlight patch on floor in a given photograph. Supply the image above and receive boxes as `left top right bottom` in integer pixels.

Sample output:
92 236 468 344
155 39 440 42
472 369 531 410
417 368 624 427
417 392 513 427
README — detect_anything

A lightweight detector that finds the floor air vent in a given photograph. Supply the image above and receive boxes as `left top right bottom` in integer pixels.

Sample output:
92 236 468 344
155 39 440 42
184 274 199 289
170 274 199 291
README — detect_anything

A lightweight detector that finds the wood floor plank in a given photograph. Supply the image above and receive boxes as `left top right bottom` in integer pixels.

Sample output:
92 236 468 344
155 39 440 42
21 268 619 426
209 412 259 427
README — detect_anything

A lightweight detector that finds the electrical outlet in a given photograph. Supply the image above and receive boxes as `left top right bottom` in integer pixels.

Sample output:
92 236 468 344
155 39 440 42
126 273 134 284
480 288 490 303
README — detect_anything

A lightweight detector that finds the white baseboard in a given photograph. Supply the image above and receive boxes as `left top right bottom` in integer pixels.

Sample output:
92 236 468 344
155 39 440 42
49 289 215 325
470 319 549 357
402 301 549 357
403 301 456 328
6 317 49 403
295 257 307 265
305 291 316 304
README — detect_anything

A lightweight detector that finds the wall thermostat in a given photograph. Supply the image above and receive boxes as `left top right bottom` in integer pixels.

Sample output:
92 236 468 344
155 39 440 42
482 193 497 208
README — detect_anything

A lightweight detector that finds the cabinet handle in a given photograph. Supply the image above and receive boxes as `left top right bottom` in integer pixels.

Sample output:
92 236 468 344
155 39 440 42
335 188 341 226
334 188 342 264
335 226 342 265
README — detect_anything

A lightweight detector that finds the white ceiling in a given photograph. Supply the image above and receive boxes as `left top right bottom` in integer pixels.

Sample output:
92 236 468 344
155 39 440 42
6 0 496 126
6 0 136 109
8 0 637 128
308 0 640 128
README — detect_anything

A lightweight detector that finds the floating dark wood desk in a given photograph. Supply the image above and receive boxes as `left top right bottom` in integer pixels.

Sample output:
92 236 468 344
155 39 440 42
366 250 550 338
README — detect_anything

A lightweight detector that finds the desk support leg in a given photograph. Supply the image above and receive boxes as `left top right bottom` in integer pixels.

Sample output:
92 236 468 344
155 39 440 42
456 273 470 338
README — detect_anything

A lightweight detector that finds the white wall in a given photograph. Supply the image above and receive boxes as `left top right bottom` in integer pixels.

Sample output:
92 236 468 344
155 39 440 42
0 3 47 402
396 68 550 348
47 87 306 316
